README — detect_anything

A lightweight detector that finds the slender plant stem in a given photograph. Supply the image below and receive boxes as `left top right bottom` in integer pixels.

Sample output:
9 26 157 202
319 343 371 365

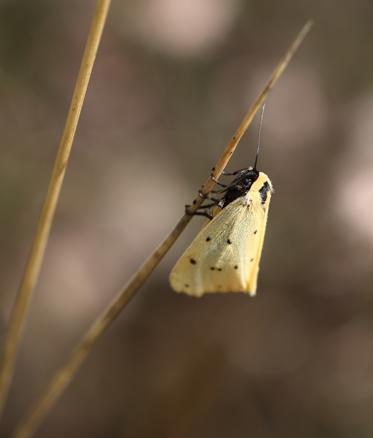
0 0 112 421
13 20 312 438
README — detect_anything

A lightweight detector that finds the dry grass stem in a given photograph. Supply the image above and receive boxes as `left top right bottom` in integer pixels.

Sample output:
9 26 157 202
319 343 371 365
0 0 112 421
13 20 312 438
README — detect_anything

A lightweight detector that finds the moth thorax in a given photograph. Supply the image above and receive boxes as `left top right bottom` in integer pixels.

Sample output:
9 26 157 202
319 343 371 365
221 168 259 208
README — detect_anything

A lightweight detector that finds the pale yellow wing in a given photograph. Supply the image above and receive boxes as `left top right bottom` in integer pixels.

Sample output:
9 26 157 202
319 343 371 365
169 173 272 297
244 193 271 294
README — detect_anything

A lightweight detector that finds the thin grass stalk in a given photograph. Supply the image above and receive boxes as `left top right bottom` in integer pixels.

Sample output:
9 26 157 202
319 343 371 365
0 0 112 420
13 20 313 438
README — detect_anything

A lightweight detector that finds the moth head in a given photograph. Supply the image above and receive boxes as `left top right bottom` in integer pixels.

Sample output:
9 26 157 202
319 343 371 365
231 167 259 191
221 168 260 208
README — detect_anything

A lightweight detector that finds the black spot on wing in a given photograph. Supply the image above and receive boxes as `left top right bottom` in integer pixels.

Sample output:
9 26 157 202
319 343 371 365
259 181 271 204
206 237 211 242
190 258 197 265
227 239 232 244
234 265 238 270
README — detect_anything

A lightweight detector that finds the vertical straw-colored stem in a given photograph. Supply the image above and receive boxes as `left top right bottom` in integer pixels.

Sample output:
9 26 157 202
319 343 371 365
13 20 312 438
0 0 112 420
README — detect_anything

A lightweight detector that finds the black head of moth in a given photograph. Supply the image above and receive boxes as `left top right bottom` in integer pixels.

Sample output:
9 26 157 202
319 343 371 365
220 167 259 208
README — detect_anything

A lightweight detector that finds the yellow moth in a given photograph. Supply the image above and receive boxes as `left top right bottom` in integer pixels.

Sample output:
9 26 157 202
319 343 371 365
169 107 273 297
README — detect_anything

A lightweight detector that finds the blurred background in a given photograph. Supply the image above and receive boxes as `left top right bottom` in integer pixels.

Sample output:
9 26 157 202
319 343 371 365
1 0 373 437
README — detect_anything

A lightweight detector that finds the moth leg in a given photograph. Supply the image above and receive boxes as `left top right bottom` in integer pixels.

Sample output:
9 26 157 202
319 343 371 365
210 175 228 188
185 204 213 220
191 211 213 220
222 168 248 176
210 187 228 194
198 189 220 200
198 190 220 203
197 201 219 209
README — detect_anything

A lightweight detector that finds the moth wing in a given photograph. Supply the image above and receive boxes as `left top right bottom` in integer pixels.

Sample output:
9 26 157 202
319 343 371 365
242 197 270 294
169 193 269 297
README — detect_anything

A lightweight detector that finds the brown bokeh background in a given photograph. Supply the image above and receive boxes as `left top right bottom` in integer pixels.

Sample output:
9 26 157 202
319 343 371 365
1 1 373 437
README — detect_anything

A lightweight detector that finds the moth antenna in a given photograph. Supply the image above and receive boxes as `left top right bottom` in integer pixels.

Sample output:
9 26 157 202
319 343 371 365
254 103 266 171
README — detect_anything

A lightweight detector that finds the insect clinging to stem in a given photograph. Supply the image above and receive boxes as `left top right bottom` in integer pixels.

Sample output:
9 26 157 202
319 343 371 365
169 104 273 297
